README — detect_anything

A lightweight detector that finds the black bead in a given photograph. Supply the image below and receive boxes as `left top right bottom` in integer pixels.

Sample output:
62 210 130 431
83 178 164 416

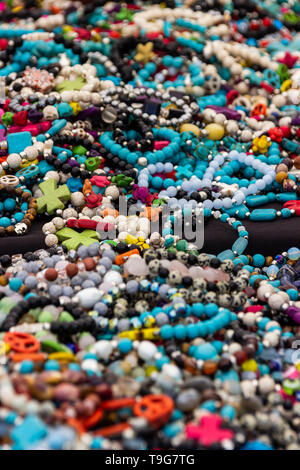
182 276 193 287
210 257 221 269
0 255 11 267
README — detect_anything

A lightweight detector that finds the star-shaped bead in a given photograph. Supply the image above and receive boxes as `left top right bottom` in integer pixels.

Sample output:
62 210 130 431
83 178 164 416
134 42 154 65
278 51 298 69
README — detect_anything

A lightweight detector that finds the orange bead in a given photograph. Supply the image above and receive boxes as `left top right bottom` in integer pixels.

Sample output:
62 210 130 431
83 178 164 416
202 360 218 375
293 156 300 170
275 171 288 183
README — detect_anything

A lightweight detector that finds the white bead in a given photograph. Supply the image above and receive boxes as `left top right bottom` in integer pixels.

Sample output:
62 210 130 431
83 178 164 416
71 191 85 207
81 359 99 372
137 341 157 362
45 234 58 247
93 340 113 360
103 270 123 285
258 376 275 394
42 222 56 234
7 153 22 169
264 331 279 347
268 293 285 311
243 312 256 327
52 217 65 229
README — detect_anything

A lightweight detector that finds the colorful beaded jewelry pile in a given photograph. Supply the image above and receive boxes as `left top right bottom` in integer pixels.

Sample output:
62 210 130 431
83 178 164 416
1 0 300 452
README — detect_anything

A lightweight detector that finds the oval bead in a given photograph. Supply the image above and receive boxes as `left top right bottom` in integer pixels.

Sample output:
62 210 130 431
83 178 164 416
232 237 248 255
249 209 277 221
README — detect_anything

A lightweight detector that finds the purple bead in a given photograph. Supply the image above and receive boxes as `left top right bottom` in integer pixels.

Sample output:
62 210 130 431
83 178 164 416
286 306 300 319
67 159 79 167
206 105 241 121
77 107 100 120
86 130 98 139
28 110 43 123
293 313 300 324
291 116 300 126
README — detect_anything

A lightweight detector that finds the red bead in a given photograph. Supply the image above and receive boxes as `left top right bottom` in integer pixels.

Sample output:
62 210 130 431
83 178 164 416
13 111 28 126
0 39 8 50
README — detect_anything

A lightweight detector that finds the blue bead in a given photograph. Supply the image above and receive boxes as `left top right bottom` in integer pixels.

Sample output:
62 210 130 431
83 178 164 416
44 360 60 371
20 360 34 374
0 217 11 228
9 277 22 291
174 324 186 340
160 324 173 339
252 254 265 267
4 198 16 211
194 343 218 360
205 303 218 317
118 338 133 354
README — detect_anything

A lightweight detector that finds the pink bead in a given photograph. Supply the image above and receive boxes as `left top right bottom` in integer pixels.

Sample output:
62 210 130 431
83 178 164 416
154 140 170 150
245 305 264 313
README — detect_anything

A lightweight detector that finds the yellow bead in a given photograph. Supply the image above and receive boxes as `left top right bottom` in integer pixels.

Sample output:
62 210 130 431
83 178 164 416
180 123 201 137
48 352 76 362
0 340 9 356
69 102 82 116
119 330 139 340
142 327 160 340
21 159 38 168
204 123 225 141
144 315 155 328
281 79 292 92
125 234 138 244
146 365 158 377
242 359 257 372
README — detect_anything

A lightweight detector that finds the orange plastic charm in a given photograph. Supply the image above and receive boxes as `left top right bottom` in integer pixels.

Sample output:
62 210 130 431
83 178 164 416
3 332 40 353
134 394 174 427
82 407 104 430
101 397 136 410
251 102 267 117
115 249 140 266
140 206 161 222
83 179 93 196
9 352 46 362
94 422 131 437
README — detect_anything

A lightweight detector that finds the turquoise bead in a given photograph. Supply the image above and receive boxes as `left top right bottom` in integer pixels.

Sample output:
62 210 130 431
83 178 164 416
218 249 234 261
0 217 11 228
118 338 133 354
19 360 34 374
9 278 22 291
232 237 248 255
246 195 269 207
4 198 16 211
45 360 60 371
252 254 265 267
194 343 218 360
249 209 277 221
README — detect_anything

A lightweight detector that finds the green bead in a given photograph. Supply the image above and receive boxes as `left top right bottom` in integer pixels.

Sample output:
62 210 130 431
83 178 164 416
1 112 14 126
41 339 73 353
59 311 74 322
176 239 188 251
72 145 87 156
85 156 100 171
56 227 99 250
38 311 54 323
36 178 71 215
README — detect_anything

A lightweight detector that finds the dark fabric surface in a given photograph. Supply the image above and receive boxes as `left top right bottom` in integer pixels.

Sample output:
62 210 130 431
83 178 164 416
0 203 299 257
